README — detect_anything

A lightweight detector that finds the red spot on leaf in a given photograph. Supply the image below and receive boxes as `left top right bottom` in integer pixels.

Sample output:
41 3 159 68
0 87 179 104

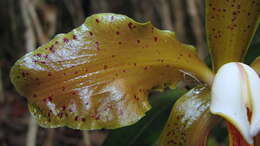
96 19 100 23
154 37 158 42
128 22 134 29
134 95 139 101
43 96 53 102
63 38 69 43
47 96 53 102
116 31 120 35
72 35 77 40
49 45 54 52
95 41 99 46
62 105 66 111
36 53 41 57
89 31 93 36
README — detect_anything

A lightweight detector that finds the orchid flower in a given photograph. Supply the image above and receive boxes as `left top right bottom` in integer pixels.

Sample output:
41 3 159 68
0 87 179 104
10 0 259 145
210 62 260 144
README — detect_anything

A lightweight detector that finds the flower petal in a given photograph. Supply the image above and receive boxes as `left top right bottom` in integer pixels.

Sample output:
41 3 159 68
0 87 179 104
206 0 260 70
159 86 219 146
10 13 213 130
210 62 253 144
240 63 260 137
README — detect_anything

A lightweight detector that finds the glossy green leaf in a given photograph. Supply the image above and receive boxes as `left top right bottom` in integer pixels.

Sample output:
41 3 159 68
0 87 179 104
206 0 260 70
159 86 220 146
251 56 260 75
10 13 213 130
103 88 186 146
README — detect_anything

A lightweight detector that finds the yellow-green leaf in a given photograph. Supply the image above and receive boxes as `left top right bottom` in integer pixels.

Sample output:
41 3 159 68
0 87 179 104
159 86 220 146
10 13 213 130
206 0 260 70
251 56 260 74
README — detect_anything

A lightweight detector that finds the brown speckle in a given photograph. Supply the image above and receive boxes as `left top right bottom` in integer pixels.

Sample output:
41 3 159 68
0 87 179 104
36 53 41 57
62 106 66 111
72 35 77 40
96 19 100 23
128 22 134 29
63 38 69 43
75 116 79 121
154 37 158 42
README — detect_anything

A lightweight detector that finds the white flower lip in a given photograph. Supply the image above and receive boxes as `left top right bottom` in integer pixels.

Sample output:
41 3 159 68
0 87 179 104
210 62 260 144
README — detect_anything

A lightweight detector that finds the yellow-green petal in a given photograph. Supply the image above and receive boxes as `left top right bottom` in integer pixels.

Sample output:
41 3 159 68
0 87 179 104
159 86 219 146
251 56 260 74
10 13 213 130
206 0 260 71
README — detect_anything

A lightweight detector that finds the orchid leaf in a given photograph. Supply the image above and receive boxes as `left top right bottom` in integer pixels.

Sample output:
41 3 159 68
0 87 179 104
206 0 260 70
10 13 213 130
159 86 220 146
103 88 186 146
251 56 260 74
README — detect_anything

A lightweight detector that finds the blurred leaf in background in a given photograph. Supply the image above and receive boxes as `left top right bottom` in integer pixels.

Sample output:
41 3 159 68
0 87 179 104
245 26 260 64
